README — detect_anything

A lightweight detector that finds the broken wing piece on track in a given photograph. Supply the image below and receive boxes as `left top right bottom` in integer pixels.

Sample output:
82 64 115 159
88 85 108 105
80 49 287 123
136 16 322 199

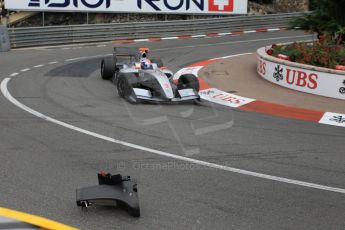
76 172 140 217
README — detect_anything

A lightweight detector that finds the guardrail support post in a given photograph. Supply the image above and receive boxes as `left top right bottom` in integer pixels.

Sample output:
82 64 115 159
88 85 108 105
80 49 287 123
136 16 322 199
0 25 10 51
42 12 45 27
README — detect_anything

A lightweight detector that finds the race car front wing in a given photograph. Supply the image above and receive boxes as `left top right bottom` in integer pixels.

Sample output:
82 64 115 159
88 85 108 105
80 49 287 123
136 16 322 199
133 88 199 102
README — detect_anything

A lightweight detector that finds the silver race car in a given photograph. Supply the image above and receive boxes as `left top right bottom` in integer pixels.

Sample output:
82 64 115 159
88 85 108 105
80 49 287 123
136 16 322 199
100 47 200 103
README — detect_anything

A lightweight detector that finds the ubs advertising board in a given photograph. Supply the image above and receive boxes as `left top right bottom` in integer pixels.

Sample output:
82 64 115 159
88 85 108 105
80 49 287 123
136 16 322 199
5 0 247 14
257 55 345 100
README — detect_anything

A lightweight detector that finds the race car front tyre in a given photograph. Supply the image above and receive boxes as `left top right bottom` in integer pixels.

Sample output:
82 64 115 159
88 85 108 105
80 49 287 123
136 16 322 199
117 76 138 103
112 69 120 85
177 74 200 93
117 77 130 98
101 57 115 80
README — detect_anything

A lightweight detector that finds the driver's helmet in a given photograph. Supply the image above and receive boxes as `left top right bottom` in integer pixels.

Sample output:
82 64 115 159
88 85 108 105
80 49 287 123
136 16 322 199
140 59 153 70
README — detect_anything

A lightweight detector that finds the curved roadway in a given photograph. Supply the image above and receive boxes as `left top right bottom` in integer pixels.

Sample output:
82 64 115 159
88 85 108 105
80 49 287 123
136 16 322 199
0 30 344 230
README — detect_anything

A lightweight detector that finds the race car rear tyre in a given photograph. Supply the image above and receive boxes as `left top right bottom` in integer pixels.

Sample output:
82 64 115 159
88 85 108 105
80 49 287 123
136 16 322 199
151 58 164 68
101 57 115 80
177 74 200 92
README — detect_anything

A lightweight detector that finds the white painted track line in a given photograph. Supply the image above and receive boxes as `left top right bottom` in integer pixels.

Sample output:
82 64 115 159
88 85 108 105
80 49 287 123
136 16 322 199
2 77 345 195
268 28 281 32
191 35 207 38
161 37 179 40
9 73 19 77
134 39 150 42
244 30 256 34
34 64 44 68
218 32 232 36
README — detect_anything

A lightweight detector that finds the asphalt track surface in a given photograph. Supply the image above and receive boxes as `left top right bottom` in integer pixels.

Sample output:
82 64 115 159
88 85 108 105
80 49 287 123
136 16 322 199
0 30 344 230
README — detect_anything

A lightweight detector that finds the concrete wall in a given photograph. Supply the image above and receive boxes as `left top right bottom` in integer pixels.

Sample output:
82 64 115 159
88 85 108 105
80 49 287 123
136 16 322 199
273 0 309 12
257 47 345 101
249 0 309 15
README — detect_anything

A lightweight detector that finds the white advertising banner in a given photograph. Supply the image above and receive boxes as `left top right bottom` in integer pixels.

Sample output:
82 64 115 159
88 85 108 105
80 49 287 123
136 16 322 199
5 0 248 14
257 56 345 100
319 112 345 127
199 88 255 108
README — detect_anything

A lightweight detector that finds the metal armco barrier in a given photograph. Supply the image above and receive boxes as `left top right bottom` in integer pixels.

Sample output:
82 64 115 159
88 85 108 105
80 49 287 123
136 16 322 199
0 25 11 51
8 12 305 48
